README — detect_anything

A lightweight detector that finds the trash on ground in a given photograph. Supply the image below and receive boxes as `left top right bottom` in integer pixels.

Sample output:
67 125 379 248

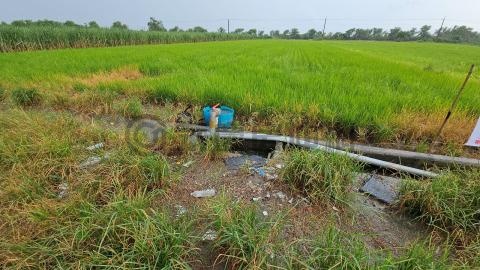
174 205 187 217
252 197 262 202
58 183 68 199
225 154 267 170
359 174 401 204
79 155 106 169
202 229 218 241
262 211 268 216
190 189 216 198
86 142 104 151
273 191 287 201
253 167 266 177
182 160 194 168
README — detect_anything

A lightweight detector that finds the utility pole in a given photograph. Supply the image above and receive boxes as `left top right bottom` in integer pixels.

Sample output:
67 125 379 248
227 19 230 34
322 17 327 38
436 17 445 39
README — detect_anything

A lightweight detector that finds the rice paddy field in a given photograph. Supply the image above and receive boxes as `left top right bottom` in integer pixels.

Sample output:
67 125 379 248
0 40 479 146
1 40 480 268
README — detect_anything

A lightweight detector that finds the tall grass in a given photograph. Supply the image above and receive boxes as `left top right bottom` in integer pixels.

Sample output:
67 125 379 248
0 25 256 52
399 169 480 233
281 149 361 205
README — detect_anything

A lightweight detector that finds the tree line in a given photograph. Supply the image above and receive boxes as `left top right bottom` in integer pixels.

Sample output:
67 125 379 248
2 18 479 44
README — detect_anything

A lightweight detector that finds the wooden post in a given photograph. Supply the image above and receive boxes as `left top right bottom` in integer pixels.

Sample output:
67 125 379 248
434 64 475 142
436 17 445 40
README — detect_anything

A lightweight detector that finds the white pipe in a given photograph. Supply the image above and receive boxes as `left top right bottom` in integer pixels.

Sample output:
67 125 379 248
196 131 438 178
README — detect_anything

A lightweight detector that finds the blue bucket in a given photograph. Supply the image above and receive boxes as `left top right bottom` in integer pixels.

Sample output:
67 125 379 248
203 106 235 128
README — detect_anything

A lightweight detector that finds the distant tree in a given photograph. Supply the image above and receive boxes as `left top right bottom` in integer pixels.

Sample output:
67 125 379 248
147 17 166 31
233 28 244 34
169 26 181 32
290 28 300 39
88 21 100 28
344 28 356 39
258 30 265 37
353 28 372 40
418 25 432 40
439 25 480 43
64 20 79 27
111 21 128 30
192 26 207 32
305 29 317 39
247 28 257 36
218 27 226 33
11 20 31 27
371 28 385 40
270 30 280 38
282 29 290 38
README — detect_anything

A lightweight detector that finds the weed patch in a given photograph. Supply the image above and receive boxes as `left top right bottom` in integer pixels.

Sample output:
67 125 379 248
281 149 361 205
114 97 143 119
11 88 42 106
208 195 280 269
203 136 231 161
399 169 480 233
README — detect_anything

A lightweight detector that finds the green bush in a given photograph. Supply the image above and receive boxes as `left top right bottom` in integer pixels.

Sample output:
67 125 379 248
11 88 42 106
281 149 361 205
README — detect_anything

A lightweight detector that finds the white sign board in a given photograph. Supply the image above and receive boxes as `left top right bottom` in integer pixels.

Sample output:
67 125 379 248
465 117 480 147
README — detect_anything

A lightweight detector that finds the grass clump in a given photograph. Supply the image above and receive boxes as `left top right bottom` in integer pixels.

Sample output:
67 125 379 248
11 88 42 106
0 88 5 101
208 195 280 269
203 136 231 161
139 154 170 188
3 194 196 269
281 149 361 205
114 97 143 119
154 128 198 156
399 169 480 233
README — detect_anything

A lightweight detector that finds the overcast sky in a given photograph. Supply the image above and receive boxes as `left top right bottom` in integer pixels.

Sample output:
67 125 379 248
1 0 480 33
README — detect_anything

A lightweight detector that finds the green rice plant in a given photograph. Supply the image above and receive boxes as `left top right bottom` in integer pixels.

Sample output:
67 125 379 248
11 88 42 106
281 149 361 205
399 169 480 233
208 195 281 269
0 88 5 101
1 40 479 144
114 97 143 118
72 82 89 92
2 193 196 269
203 135 231 161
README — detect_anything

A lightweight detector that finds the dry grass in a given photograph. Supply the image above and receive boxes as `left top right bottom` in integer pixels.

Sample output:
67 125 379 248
393 111 476 143
74 66 142 88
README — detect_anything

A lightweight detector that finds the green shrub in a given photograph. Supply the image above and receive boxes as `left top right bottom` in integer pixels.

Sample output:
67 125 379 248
399 169 480 232
114 98 143 118
11 88 42 106
281 149 361 205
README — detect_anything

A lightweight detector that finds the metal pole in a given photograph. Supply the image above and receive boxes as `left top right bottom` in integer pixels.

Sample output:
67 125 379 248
227 19 230 34
322 17 327 37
